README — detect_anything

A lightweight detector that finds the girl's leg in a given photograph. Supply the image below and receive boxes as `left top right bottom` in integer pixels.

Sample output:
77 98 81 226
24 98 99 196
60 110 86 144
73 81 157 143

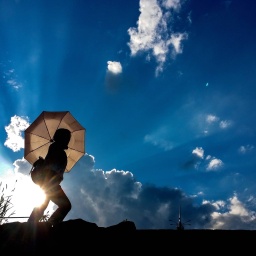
47 185 71 226
27 197 50 223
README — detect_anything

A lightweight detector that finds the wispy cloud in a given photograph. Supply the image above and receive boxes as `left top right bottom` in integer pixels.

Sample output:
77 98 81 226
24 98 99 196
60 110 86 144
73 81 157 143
3 68 22 89
219 120 232 129
144 126 174 151
238 144 254 154
7 79 22 89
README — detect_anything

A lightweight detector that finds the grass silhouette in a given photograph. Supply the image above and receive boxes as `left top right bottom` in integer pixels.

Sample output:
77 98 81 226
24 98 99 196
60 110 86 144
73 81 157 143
0 181 16 224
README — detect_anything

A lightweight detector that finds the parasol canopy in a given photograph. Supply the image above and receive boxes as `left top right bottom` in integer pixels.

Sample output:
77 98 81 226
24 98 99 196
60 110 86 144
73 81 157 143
24 111 85 172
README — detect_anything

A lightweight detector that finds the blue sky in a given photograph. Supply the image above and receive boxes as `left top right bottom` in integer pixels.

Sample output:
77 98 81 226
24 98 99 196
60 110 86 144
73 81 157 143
1 0 256 229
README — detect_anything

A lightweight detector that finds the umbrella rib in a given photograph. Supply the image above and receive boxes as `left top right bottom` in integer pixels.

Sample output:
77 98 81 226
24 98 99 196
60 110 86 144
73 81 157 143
27 133 52 149
28 133 50 140
71 128 86 132
56 111 69 131
30 142 51 153
43 112 52 140
68 147 85 154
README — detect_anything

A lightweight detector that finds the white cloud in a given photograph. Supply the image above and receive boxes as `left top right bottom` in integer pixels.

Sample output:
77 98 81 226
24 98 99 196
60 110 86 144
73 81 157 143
128 0 162 55
107 61 122 74
228 196 248 216
127 0 188 76
168 33 187 55
206 158 223 171
209 194 256 230
211 200 226 210
206 114 219 124
206 155 211 160
205 114 232 129
192 147 204 159
13 157 32 175
189 148 224 172
200 114 233 135
4 115 30 152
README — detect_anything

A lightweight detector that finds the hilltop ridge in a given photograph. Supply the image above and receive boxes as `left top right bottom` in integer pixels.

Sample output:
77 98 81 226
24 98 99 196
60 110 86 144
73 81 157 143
0 218 254 254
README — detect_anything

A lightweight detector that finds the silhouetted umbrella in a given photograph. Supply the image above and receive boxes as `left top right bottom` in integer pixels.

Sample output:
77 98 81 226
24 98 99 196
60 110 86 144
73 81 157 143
24 111 85 172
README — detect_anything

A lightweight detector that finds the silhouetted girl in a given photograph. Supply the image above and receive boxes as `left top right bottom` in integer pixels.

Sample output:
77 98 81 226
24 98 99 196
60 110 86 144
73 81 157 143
28 128 72 226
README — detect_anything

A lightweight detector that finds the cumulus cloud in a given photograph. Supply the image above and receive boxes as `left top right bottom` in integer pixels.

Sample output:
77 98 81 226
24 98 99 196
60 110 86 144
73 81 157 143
206 157 223 171
192 147 204 159
13 157 31 175
183 147 223 171
105 61 123 93
9 154 256 230
4 115 30 152
107 61 122 74
127 0 188 76
182 147 205 170
209 194 256 230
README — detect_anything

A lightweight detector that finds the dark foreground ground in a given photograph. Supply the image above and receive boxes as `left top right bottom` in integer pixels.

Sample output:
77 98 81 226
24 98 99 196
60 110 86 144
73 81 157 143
0 219 255 254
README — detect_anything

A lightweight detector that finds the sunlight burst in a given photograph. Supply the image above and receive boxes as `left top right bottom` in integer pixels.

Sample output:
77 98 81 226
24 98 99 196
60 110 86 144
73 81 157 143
12 179 46 207
28 185 46 207
7 176 46 220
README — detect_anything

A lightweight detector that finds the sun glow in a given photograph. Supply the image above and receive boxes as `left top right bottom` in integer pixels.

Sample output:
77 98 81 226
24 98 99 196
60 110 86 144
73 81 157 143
13 179 45 205
3 175 47 221
25 183 46 207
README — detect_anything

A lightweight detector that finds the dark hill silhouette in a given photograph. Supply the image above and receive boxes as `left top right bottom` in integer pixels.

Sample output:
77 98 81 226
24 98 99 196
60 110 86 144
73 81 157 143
0 219 136 254
0 219 255 254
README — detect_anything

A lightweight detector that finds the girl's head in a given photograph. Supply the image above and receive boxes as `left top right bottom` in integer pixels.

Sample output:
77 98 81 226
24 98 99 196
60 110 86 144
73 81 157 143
53 128 71 149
